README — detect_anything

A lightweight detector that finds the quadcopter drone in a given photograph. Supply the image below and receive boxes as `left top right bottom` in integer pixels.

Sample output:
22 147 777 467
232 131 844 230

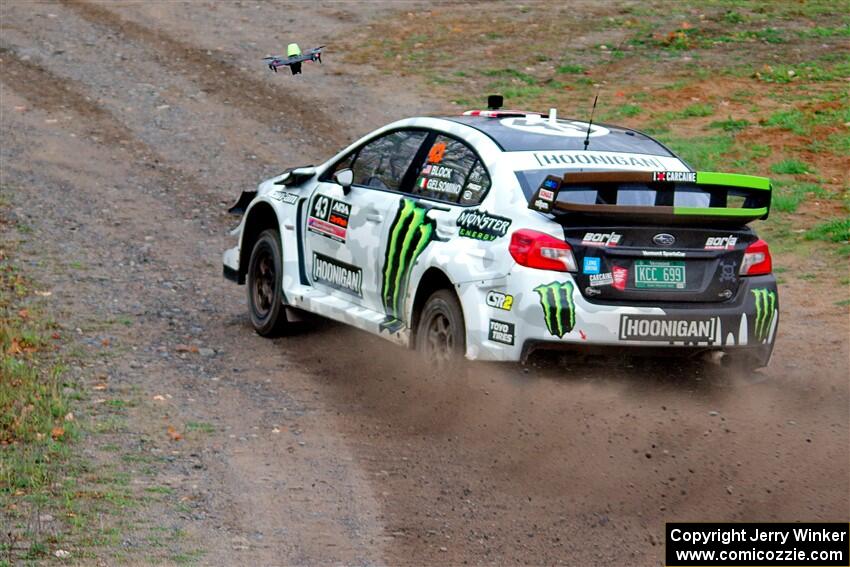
263 44 324 75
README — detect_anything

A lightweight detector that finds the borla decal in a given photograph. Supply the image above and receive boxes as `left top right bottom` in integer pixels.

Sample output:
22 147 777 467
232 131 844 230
308 194 350 243
534 281 576 338
380 199 445 332
312 253 362 297
456 209 512 241
751 288 777 343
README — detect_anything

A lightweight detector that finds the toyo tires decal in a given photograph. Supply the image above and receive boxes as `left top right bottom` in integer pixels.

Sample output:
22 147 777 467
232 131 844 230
751 288 777 343
380 198 440 331
534 281 576 338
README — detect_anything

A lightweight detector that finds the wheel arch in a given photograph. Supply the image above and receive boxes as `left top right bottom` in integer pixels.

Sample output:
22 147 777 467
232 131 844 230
409 267 463 348
239 201 280 284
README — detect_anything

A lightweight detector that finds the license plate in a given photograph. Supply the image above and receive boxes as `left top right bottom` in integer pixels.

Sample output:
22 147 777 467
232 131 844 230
634 260 686 289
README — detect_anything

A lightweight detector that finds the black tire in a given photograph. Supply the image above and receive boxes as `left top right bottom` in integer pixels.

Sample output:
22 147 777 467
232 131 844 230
415 289 466 367
247 229 287 337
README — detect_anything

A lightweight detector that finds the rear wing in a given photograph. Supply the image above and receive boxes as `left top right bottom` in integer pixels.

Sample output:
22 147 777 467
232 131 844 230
529 171 771 224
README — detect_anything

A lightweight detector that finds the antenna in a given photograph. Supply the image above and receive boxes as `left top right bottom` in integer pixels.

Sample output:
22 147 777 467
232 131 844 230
583 94 598 151
582 36 626 150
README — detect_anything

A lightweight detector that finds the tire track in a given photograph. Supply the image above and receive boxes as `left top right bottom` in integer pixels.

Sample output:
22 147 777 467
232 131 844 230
61 0 341 147
1 47 231 224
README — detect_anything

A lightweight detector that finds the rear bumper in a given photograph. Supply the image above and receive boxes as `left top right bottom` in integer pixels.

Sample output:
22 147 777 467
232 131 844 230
461 267 778 365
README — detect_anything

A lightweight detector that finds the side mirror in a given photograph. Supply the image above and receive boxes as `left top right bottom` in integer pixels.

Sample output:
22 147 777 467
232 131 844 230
333 168 353 194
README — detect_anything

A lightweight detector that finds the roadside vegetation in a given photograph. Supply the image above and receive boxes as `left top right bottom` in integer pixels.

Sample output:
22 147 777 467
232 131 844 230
343 0 849 287
0 205 181 564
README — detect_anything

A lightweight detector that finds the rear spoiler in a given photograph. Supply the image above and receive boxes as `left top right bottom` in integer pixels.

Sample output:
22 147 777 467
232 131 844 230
529 171 771 224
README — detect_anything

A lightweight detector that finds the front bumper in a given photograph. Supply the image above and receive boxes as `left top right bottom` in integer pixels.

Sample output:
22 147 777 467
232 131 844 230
461 267 778 365
222 246 242 284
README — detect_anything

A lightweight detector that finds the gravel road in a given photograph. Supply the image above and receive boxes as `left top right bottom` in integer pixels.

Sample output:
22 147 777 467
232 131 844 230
1 2 847 565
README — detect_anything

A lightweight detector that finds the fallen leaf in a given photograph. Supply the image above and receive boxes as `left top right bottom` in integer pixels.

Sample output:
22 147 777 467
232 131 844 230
7 339 22 355
167 426 183 441
35 290 52 297
152 395 166 401
101 338 110 347
52 332 61 339
92 383 108 391
64 413 74 422
18 308 29 319
51 426 65 440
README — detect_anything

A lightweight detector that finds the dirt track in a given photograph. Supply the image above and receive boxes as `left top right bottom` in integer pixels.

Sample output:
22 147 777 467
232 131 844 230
1 2 848 565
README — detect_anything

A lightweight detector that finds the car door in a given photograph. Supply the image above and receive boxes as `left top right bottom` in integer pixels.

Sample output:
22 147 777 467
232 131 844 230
377 133 491 329
305 129 429 309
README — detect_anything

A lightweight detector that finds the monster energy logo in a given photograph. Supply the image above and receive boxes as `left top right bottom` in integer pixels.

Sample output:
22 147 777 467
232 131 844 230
534 281 576 338
751 288 776 342
381 199 439 330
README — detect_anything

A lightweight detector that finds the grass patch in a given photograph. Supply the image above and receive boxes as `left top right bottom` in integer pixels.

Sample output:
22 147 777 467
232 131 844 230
771 182 829 213
481 68 537 85
656 134 733 170
185 421 215 434
709 117 750 132
666 103 715 120
557 63 585 74
805 218 850 243
770 159 812 174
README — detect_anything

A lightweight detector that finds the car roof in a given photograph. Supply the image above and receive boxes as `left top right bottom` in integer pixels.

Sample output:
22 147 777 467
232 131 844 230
443 114 675 156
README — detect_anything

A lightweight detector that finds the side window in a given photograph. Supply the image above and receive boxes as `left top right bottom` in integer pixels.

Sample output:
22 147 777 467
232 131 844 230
460 160 491 205
351 130 428 191
411 135 487 204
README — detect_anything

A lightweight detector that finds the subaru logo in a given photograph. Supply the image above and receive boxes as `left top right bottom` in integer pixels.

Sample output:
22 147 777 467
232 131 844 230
653 233 676 246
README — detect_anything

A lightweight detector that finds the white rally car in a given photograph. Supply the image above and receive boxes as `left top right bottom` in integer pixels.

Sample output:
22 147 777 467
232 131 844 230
223 107 778 369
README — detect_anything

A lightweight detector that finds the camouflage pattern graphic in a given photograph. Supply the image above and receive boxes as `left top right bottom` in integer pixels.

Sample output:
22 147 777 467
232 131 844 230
534 281 576 338
381 199 438 329
751 288 776 342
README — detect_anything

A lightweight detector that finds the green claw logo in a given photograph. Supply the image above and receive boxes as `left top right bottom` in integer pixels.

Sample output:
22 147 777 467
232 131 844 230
381 199 439 329
751 288 776 342
534 281 576 338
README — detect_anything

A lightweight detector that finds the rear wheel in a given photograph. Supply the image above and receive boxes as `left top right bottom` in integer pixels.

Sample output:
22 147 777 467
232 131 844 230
415 289 466 367
247 229 287 336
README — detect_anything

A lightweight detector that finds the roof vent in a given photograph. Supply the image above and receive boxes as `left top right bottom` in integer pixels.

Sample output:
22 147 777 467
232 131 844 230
487 94 503 110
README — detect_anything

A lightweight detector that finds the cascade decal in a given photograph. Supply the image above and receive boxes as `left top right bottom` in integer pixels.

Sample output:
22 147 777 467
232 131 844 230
380 199 441 331
534 281 576 338
751 288 777 343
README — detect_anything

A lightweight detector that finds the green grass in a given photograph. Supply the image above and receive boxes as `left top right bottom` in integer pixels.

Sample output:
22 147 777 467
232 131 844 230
765 109 808 134
656 134 733 170
805 218 850 243
770 159 812 174
557 63 585 74
481 68 537 85
771 181 828 213
709 117 750 132
667 103 715 120
613 103 642 117
185 421 215 434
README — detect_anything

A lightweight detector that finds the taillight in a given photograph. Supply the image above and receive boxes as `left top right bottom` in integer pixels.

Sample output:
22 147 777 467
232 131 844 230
739 239 772 275
509 229 577 272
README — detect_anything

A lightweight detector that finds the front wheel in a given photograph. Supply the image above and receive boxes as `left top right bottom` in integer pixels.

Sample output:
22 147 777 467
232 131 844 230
415 289 466 367
247 229 287 337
